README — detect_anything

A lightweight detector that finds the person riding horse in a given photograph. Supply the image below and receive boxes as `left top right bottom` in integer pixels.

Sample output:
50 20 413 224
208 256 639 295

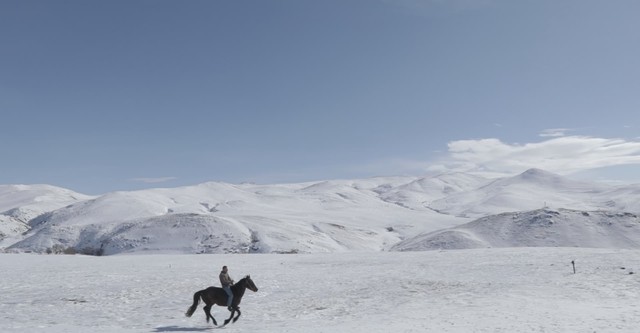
219 265 234 311
185 274 259 326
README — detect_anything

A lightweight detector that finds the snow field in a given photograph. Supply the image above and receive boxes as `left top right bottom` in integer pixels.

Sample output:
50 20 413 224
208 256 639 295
2 248 640 332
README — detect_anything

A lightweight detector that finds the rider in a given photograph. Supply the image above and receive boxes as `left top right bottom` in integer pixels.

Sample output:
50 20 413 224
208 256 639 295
219 265 234 311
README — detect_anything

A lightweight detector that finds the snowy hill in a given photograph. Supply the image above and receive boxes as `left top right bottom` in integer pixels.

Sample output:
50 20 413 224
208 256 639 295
2 169 640 254
0 185 94 247
426 168 613 218
4 178 468 255
378 172 489 210
392 208 640 251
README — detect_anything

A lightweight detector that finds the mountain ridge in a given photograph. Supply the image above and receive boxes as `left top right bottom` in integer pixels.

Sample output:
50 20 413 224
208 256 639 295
1 168 639 254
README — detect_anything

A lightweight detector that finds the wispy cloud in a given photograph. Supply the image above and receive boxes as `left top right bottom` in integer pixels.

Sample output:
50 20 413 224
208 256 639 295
430 136 640 177
129 177 177 184
382 0 494 15
539 128 573 137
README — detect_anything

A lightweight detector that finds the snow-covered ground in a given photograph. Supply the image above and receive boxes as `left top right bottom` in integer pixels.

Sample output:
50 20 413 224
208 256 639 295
2 248 640 332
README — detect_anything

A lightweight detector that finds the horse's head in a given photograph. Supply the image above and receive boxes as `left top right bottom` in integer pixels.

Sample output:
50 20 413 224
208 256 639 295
243 275 259 292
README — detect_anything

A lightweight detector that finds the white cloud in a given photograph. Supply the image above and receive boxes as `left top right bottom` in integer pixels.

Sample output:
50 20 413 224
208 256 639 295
433 136 640 177
130 177 177 184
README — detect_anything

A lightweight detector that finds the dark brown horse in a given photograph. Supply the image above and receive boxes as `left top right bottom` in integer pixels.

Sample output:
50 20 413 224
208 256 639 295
185 275 258 326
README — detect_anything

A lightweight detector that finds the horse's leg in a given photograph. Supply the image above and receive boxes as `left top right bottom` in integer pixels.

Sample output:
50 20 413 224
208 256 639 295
223 308 236 326
210 308 218 326
203 305 210 323
210 311 218 326
203 304 217 326
232 308 242 323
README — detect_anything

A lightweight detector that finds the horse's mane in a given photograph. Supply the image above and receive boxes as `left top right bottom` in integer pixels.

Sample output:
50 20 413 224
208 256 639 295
233 275 251 287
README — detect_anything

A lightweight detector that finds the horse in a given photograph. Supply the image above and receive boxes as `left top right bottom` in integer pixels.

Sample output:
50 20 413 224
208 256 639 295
185 275 259 326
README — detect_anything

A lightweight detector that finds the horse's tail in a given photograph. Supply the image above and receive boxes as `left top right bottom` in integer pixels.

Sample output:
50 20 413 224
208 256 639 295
185 290 204 317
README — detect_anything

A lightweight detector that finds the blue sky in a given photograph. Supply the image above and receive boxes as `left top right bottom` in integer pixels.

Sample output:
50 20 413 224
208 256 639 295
2 0 640 194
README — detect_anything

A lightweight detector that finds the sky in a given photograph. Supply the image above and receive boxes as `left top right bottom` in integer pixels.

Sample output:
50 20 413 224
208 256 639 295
1 0 640 195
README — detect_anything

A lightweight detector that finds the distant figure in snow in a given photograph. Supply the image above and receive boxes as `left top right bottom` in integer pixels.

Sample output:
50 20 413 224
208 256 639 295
219 265 234 310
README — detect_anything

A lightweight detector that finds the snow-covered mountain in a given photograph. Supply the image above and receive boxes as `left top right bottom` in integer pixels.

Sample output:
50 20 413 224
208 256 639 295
1 168 639 254
426 168 614 218
0 184 94 247
392 208 640 251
